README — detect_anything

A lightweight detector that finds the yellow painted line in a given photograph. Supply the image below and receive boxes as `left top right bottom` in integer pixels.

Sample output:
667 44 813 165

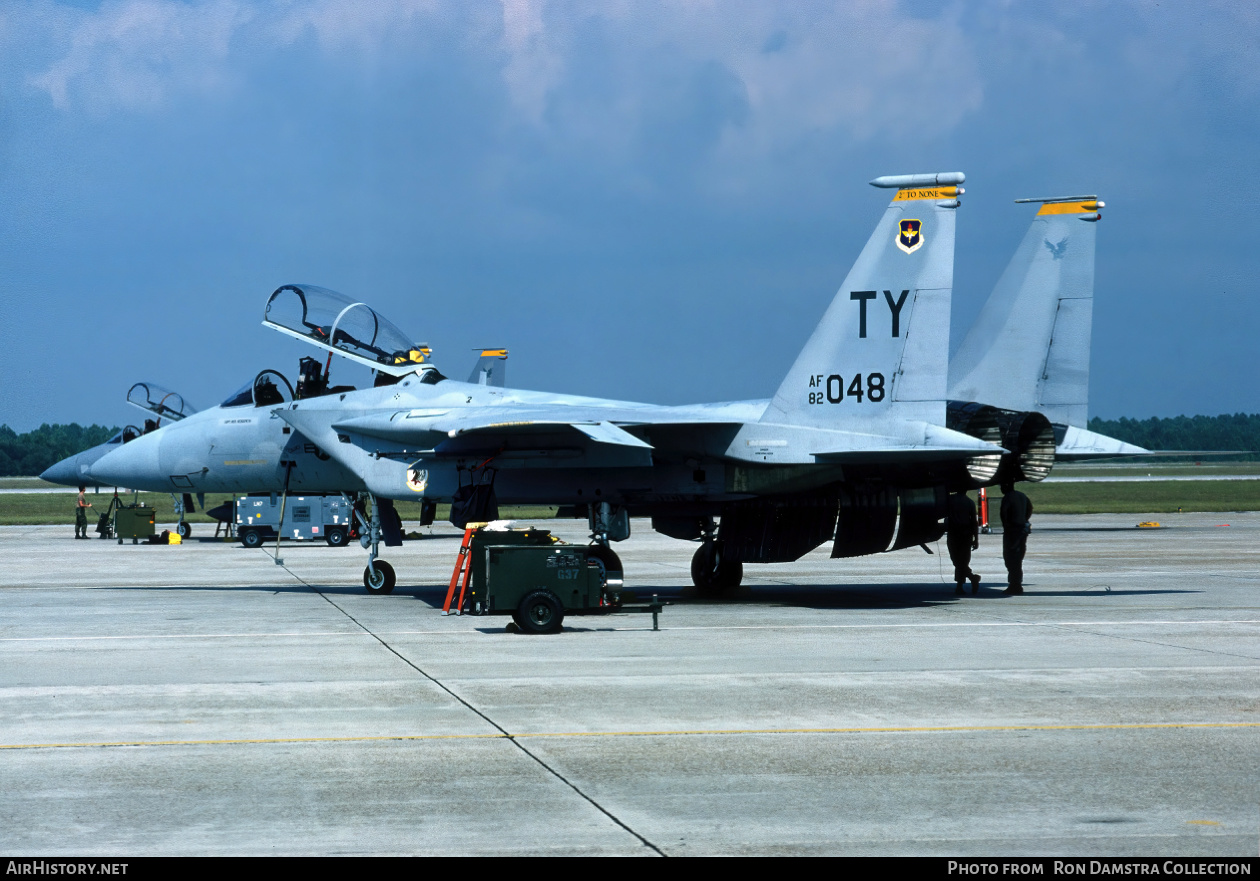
1186 820 1221 826
3 721 1256 751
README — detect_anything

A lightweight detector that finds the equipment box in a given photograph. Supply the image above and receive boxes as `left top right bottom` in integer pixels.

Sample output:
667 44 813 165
467 528 558 596
448 527 658 634
482 545 604 615
114 504 155 542
235 494 354 548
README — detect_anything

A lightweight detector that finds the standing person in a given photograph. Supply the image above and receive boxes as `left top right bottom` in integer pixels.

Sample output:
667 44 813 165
75 485 92 540
999 480 1033 594
946 491 981 595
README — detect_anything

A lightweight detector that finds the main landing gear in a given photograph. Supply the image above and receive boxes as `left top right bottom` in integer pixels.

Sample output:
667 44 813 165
347 492 397 594
691 518 742 594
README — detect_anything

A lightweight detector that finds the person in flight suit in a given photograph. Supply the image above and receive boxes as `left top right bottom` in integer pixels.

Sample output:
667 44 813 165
75 485 92 539
999 480 1033 594
946 491 981 596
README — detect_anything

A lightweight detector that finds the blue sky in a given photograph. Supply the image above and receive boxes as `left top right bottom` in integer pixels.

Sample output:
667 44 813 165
1 0 1256 431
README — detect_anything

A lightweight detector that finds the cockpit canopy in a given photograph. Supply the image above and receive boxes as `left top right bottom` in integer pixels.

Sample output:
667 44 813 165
220 370 295 409
126 382 196 423
263 284 434 377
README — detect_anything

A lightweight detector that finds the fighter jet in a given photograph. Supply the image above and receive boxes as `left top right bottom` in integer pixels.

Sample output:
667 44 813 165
948 196 1147 460
94 172 1036 593
40 382 198 489
38 382 205 534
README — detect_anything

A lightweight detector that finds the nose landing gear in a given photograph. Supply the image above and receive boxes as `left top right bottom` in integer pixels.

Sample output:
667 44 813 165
347 491 397 594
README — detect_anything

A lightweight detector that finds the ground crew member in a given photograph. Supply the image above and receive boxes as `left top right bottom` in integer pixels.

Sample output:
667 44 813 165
946 491 981 595
75 485 92 539
999 480 1033 594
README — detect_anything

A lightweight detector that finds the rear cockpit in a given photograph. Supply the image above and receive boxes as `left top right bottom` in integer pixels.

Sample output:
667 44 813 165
263 284 443 382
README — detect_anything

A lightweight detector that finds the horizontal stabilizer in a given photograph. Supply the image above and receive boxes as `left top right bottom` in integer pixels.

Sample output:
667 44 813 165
1054 425 1149 461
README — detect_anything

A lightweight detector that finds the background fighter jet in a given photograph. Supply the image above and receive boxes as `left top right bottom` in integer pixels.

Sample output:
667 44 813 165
39 382 204 534
40 382 198 489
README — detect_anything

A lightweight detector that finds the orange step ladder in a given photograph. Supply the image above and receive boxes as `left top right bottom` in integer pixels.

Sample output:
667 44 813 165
442 526 477 615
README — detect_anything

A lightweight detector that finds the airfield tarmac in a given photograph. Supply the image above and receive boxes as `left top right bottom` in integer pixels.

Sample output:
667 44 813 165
0 514 1256 856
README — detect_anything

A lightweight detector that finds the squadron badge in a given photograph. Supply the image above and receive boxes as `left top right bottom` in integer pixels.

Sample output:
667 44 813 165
406 468 429 493
897 219 923 254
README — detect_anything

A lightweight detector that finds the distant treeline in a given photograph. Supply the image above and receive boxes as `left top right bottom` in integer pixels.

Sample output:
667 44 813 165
1086 413 1259 460
0 424 120 477
2 414 1257 477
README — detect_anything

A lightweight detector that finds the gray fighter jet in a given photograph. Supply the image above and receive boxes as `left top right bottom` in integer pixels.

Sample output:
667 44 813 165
96 171 1032 593
39 382 204 534
949 196 1147 459
40 382 198 489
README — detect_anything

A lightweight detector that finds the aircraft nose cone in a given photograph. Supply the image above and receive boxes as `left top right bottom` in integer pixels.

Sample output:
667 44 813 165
39 457 81 486
40 446 111 487
92 433 163 491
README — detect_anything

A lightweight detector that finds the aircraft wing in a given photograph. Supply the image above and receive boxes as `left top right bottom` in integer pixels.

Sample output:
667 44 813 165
295 403 1003 470
331 408 656 466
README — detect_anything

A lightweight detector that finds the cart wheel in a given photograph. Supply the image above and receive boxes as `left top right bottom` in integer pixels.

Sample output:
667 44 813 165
326 527 347 547
363 561 396 594
177 522 192 539
241 528 262 549
517 590 564 634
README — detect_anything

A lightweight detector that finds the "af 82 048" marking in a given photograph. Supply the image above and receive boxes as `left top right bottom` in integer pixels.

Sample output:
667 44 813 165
807 372 885 404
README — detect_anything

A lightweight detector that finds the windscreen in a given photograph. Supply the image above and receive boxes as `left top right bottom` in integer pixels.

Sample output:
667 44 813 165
220 371 293 408
126 382 196 422
263 284 431 376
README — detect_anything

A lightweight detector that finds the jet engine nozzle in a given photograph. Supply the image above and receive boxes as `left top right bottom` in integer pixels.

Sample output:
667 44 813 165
947 401 1057 486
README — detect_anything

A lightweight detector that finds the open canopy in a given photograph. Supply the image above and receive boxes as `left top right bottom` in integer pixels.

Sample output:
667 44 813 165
126 382 196 422
263 284 433 377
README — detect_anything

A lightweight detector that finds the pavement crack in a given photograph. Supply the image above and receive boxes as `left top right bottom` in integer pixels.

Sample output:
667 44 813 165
283 566 665 857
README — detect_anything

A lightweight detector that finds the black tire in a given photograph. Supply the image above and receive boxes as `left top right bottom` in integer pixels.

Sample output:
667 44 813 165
326 527 347 547
691 544 742 593
176 521 192 539
517 590 564 634
241 528 262 549
363 560 396 594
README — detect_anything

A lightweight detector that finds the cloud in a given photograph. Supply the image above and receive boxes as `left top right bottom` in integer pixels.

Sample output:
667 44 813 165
19 1 986 143
27 0 253 111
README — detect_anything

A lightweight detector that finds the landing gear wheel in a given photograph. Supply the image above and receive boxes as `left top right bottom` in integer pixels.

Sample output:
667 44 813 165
326 527 347 547
363 560 396 594
691 544 742 594
176 521 192 540
517 590 564 634
241 528 263 549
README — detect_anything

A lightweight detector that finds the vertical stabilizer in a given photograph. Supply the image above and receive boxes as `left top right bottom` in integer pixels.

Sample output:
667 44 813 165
761 172 963 429
467 348 508 387
948 196 1102 426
